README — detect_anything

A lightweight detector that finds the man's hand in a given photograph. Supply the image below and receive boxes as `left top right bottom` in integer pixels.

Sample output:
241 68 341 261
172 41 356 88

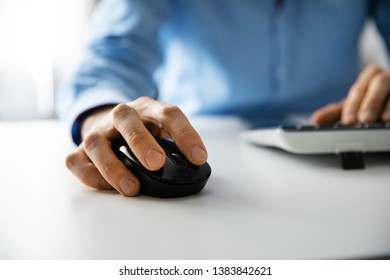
311 64 390 125
65 97 208 197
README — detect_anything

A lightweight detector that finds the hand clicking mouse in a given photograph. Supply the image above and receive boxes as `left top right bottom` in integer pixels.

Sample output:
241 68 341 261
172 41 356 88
65 97 210 197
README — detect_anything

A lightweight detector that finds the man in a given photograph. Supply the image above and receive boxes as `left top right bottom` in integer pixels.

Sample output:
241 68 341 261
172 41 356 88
57 0 390 196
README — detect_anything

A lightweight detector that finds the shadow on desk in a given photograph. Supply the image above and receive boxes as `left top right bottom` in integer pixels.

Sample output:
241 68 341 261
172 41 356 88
353 253 390 260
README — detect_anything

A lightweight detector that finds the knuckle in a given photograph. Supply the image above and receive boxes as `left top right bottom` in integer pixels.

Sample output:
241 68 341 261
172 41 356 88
372 72 388 85
79 164 98 185
365 64 382 74
127 129 150 146
160 104 183 121
176 127 195 139
111 103 137 122
65 152 78 170
100 160 118 178
137 96 153 103
174 128 201 147
372 72 388 83
130 96 155 109
65 152 102 189
83 132 103 152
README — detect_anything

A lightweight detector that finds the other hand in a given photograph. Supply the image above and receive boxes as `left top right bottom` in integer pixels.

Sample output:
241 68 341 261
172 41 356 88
311 64 390 125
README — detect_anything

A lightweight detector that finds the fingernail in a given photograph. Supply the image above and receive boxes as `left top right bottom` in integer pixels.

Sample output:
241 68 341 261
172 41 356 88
360 110 375 122
343 113 355 124
119 177 136 196
145 149 164 169
191 146 207 162
382 111 390 121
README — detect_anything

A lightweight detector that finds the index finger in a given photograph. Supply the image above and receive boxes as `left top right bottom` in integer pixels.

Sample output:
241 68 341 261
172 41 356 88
342 65 383 124
131 97 208 165
111 103 166 171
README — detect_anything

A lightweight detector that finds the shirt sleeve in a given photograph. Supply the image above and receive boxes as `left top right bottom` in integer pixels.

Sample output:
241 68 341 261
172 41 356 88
56 0 171 144
370 0 390 54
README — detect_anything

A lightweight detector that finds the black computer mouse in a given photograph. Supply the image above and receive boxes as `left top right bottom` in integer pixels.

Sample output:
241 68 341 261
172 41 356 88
112 138 211 198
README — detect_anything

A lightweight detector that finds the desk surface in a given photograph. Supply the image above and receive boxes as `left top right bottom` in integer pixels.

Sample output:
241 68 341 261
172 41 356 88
0 118 389 260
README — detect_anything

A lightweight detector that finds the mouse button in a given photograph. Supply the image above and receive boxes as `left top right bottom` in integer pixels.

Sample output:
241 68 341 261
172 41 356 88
156 138 174 150
169 152 188 167
159 158 190 180
119 145 140 165
157 138 184 156
147 167 164 177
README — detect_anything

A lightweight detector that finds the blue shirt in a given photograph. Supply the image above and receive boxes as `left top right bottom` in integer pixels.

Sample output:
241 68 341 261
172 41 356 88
56 0 390 144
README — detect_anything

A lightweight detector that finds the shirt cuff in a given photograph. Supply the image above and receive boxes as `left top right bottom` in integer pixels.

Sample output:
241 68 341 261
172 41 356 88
66 88 131 145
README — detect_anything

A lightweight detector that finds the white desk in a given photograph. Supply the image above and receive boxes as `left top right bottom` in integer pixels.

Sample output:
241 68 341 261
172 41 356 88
0 118 389 260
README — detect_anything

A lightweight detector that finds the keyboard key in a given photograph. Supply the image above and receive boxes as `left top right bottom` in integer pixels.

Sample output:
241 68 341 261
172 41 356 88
281 122 388 132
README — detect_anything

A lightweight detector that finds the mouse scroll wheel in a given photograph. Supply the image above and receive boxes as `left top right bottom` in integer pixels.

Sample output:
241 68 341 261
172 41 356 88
170 152 187 167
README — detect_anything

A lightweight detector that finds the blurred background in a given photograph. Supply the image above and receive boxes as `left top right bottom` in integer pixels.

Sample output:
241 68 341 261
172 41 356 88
0 0 97 120
0 0 389 121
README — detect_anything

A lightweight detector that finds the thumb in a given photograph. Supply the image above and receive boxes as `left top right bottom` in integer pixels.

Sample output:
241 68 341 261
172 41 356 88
310 100 344 125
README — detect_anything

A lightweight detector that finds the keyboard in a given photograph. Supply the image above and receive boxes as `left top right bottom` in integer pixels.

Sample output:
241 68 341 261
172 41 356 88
241 122 390 154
